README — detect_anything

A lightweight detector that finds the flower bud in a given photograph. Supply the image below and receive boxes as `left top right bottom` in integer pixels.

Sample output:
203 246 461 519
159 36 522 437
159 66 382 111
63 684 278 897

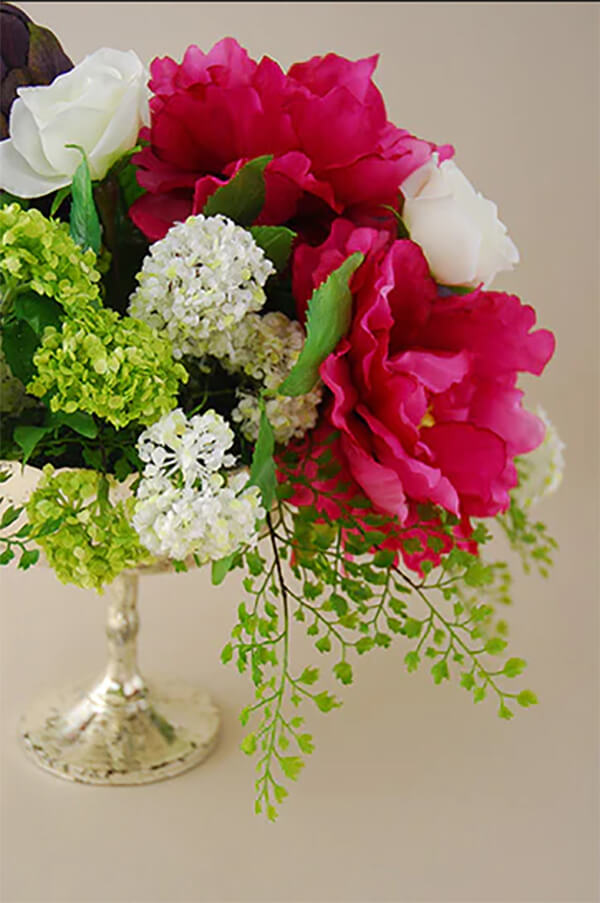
0 2 72 139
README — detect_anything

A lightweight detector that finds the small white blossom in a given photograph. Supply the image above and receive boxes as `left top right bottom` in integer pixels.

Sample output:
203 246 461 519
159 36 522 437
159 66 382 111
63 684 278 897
220 312 323 444
128 214 274 359
133 408 265 562
137 408 236 487
514 406 565 508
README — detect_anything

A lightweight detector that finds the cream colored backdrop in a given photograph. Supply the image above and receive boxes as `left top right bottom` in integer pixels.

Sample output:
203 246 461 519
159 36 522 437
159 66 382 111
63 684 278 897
1 3 598 902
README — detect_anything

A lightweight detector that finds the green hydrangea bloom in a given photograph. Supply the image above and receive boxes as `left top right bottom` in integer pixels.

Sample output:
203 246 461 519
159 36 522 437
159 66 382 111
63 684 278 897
27 466 154 591
0 203 100 313
28 307 188 428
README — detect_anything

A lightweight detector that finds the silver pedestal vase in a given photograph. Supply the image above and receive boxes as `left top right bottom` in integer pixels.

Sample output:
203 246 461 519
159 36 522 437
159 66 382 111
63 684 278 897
18 569 220 785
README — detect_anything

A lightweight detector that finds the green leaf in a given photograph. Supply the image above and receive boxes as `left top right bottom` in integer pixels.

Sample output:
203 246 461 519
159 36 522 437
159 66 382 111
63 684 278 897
498 702 514 720
67 147 101 253
278 252 364 397
313 691 341 713
212 553 236 586
280 755 304 781
48 409 98 438
403 617 422 639
484 637 508 656
18 548 39 570
315 634 331 654
356 636 375 655
249 225 296 274
0 191 28 209
50 185 71 216
517 689 538 707
298 666 319 685
431 660 450 685
13 291 63 339
333 661 353 685
220 642 233 664
0 547 15 565
240 733 257 755
0 505 21 529
460 672 475 690
249 408 276 509
373 548 395 568
203 155 273 226
404 651 420 673
13 425 50 465
1 317 39 384
297 733 315 755
473 686 486 704
503 657 526 678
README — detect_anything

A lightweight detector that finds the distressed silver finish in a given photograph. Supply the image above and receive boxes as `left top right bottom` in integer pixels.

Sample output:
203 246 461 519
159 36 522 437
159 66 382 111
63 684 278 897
19 570 220 785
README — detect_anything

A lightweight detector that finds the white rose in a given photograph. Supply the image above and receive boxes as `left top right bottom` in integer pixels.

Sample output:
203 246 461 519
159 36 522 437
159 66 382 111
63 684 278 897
401 154 519 287
513 406 565 509
0 47 149 198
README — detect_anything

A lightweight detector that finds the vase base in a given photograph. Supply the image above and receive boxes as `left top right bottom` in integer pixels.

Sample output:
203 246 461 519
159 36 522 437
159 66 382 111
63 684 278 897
18 675 220 786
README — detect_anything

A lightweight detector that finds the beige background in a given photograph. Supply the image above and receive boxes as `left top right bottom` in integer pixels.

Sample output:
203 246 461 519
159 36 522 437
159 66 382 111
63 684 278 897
1 3 598 902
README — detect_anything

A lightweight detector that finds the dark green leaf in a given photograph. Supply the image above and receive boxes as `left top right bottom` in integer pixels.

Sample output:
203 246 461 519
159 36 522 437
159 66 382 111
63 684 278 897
0 505 21 529
0 547 15 565
67 147 101 252
13 425 50 464
249 225 296 273
203 155 273 226
48 409 97 438
50 186 71 216
18 548 39 570
13 291 63 338
278 252 364 397
1 317 39 384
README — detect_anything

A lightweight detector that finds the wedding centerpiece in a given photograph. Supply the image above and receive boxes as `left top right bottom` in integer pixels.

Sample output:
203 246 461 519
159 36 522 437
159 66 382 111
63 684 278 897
0 3 563 818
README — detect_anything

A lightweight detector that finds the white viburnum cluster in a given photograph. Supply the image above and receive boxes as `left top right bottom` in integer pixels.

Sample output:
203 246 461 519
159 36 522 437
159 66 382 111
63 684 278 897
128 214 274 359
132 408 264 562
220 312 323 445
514 406 566 508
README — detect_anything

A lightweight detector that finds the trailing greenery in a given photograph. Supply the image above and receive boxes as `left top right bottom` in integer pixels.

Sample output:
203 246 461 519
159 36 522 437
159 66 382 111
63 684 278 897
218 440 548 821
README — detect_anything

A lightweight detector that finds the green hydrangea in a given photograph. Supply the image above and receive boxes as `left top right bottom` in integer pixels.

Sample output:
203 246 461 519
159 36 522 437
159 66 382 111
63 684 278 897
27 466 154 591
0 203 100 313
28 307 188 428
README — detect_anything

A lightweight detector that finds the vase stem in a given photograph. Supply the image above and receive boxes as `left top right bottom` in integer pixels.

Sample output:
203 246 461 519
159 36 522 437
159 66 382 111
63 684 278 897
103 571 143 695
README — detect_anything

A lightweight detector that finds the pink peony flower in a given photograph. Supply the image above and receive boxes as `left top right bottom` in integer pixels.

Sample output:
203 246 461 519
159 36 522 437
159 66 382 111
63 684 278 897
293 220 556 522
129 39 445 240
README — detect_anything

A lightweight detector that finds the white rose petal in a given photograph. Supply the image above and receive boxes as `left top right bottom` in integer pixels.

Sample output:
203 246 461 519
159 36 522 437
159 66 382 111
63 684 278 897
0 47 149 198
402 155 519 288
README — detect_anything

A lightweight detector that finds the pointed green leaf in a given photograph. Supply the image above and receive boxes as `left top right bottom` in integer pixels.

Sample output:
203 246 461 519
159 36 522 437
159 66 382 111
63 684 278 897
278 252 364 397
212 552 237 585
13 425 51 465
67 146 101 253
50 185 71 216
1 317 39 384
203 155 273 226
249 408 276 509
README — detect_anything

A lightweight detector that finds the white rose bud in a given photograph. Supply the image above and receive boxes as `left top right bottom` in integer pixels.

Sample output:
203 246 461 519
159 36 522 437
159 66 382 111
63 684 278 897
0 47 149 198
401 154 519 288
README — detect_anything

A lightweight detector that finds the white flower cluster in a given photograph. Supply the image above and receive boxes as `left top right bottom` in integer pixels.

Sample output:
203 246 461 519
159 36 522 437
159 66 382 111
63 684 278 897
513 406 565 509
220 312 323 445
128 214 274 359
132 408 264 562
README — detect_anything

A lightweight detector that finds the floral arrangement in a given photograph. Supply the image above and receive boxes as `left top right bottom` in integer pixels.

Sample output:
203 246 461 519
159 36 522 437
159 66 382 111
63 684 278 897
0 3 564 819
